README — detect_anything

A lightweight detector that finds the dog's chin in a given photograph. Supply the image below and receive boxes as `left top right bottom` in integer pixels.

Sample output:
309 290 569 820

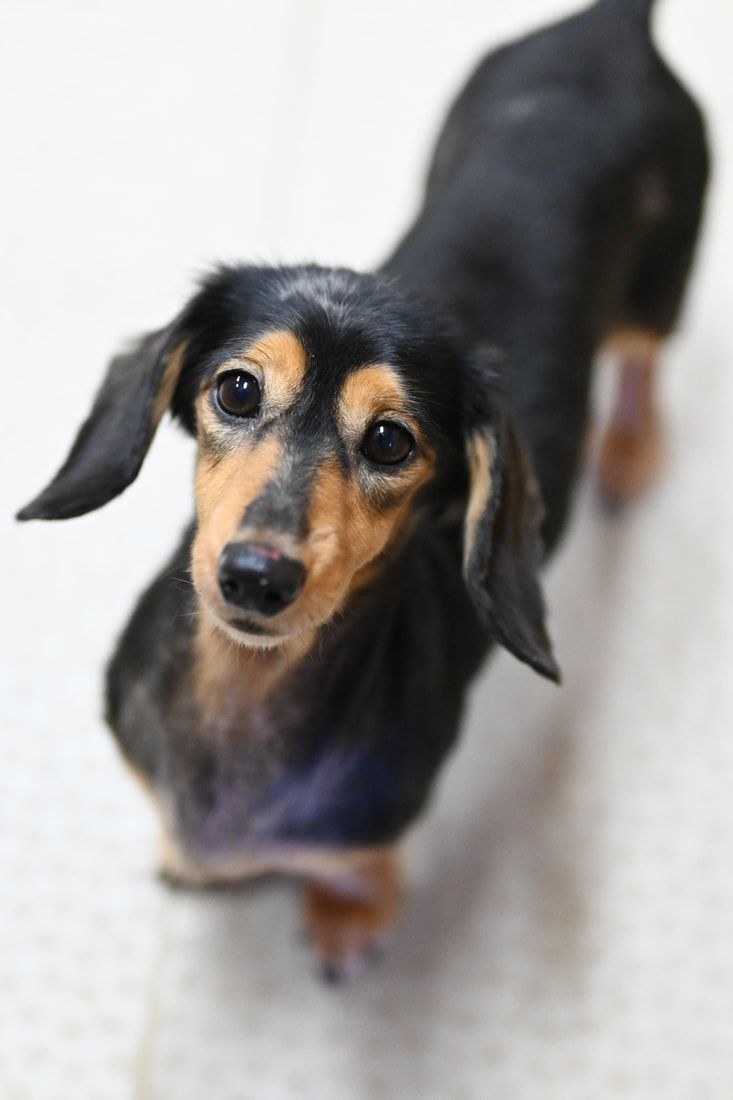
218 617 288 650
200 601 289 650
197 586 339 652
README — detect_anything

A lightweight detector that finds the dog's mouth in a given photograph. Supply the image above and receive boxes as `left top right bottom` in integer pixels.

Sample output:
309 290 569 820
202 601 289 649
228 616 278 638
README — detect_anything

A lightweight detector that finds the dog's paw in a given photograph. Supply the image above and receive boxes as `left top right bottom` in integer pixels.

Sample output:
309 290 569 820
302 853 401 983
157 861 214 890
303 882 396 983
156 835 220 890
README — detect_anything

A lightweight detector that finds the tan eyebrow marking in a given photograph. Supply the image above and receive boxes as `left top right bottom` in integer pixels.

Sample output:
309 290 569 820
204 329 308 411
337 364 410 440
244 330 307 406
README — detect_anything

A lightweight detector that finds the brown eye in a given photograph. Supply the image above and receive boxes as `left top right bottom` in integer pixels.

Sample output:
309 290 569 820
215 371 261 418
362 420 415 466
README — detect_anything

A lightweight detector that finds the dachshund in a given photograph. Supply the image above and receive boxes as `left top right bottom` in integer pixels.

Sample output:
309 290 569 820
18 0 708 981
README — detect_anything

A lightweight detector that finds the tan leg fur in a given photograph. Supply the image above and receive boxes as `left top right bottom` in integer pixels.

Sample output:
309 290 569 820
302 849 402 982
597 327 664 507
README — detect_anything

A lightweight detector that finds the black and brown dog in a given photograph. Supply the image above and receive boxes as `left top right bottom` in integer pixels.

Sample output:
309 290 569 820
18 0 708 980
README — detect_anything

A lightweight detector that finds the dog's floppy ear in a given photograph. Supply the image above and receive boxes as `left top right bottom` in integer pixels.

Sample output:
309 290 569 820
462 351 560 683
17 323 188 521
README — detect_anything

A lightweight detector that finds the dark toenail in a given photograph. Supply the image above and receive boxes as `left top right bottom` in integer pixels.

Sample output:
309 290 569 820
319 961 344 985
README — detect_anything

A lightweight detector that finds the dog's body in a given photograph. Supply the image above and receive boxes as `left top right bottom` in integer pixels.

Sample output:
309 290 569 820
388 0 708 545
20 0 708 979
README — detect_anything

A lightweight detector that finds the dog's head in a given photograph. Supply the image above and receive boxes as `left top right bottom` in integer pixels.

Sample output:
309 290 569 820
18 265 558 680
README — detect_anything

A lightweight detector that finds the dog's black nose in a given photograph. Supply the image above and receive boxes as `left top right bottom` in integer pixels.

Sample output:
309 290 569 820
217 542 306 617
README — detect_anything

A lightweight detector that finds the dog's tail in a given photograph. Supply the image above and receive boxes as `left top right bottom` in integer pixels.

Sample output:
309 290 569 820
595 0 657 26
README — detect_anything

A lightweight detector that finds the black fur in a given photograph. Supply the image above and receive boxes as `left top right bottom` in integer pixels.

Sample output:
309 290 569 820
386 0 709 549
19 0 708 857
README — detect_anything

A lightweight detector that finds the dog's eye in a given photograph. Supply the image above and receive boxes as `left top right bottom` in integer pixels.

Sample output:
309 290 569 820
215 371 261 418
362 421 414 466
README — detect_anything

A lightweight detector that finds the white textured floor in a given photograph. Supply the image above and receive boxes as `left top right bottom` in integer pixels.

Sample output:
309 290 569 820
2 2 732 1098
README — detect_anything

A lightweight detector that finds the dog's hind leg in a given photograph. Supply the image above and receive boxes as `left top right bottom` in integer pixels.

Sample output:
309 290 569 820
597 138 708 508
597 327 664 508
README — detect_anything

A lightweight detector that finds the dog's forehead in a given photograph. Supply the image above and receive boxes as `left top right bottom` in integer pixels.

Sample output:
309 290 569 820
242 326 410 414
177 265 465 439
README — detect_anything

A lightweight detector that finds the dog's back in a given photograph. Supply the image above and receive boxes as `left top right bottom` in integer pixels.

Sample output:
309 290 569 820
386 0 709 548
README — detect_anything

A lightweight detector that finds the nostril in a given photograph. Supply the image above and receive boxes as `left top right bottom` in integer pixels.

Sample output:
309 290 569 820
262 587 286 611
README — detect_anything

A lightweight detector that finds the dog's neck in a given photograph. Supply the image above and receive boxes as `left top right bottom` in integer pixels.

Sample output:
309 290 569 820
193 612 315 728
190 516 463 736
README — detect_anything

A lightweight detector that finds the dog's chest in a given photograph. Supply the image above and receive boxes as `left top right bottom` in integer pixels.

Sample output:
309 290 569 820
167 695 398 858
152 554 478 857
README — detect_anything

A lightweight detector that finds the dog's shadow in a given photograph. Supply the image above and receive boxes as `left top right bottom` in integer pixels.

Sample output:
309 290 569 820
150 486 634 1096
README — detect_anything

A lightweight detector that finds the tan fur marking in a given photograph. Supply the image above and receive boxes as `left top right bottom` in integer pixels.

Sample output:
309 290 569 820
151 819 399 893
597 327 663 505
195 433 280 527
151 340 187 429
191 435 282 615
463 430 494 570
120 746 394 889
604 325 662 364
294 456 357 620
122 754 244 887
118 757 186 881
294 456 419 625
303 849 402 976
337 364 409 441
331 363 437 593
191 330 309 625
191 353 435 646
244 329 307 409
157 838 218 887
165 843 397 886
199 329 307 422
122 753 251 886
194 611 312 721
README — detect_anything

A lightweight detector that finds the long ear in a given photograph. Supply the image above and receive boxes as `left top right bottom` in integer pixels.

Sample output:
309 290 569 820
463 369 560 683
17 324 187 521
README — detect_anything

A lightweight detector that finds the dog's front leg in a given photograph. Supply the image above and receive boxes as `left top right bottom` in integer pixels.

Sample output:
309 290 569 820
302 849 402 983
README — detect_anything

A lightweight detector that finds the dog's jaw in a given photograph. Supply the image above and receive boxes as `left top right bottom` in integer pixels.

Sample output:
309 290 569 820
201 600 289 651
